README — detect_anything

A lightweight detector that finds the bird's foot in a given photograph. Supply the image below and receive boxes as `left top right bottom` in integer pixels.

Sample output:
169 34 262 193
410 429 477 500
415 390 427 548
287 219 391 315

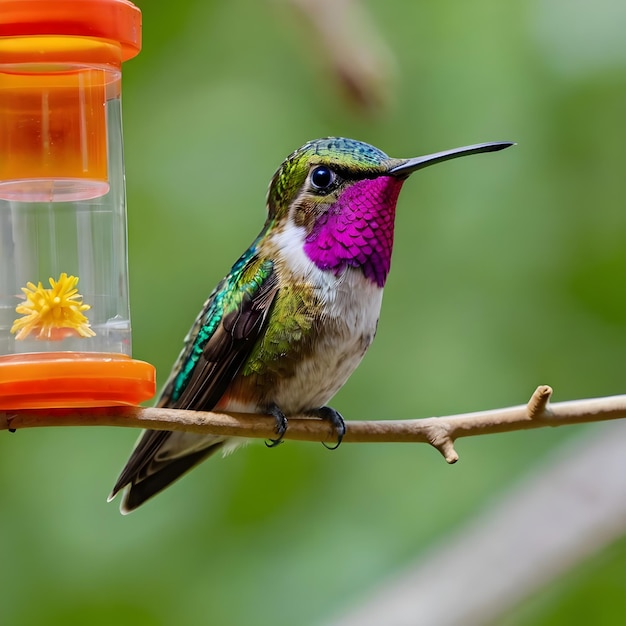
308 406 346 450
265 404 287 448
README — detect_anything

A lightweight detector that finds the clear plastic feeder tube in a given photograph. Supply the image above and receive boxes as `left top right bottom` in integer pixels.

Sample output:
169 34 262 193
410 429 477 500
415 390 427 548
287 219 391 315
0 0 155 408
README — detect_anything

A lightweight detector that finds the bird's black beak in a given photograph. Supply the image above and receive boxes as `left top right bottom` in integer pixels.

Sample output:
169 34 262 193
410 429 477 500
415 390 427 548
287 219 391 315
388 141 515 178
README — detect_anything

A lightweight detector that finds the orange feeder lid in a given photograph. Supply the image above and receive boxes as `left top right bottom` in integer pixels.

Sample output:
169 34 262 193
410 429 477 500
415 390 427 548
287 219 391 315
0 0 142 60
0 353 156 409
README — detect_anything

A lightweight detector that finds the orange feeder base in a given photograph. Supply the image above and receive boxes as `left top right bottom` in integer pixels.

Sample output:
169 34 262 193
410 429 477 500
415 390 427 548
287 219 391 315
0 352 156 409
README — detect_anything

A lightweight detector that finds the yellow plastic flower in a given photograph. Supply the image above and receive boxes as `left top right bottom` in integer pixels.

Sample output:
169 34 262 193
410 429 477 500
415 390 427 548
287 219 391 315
11 273 96 341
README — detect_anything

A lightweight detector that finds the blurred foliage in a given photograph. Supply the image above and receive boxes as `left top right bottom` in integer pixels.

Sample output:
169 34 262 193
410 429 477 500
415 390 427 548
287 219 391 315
2 0 626 624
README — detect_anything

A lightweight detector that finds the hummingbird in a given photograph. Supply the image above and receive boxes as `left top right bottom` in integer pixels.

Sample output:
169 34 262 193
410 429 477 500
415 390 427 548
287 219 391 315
110 137 513 513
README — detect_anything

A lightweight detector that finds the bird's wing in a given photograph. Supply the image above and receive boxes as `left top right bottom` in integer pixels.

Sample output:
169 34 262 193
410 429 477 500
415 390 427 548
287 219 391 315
159 255 278 411
110 255 279 512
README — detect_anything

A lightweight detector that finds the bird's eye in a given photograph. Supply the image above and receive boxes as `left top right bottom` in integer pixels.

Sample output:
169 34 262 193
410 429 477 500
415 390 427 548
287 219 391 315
310 166 335 191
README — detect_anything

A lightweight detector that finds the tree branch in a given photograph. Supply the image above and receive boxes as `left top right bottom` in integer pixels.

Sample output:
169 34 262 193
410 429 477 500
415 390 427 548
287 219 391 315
2 386 626 462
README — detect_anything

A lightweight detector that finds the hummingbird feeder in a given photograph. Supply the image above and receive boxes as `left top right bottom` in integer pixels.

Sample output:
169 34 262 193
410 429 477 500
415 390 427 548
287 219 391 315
0 0 156 408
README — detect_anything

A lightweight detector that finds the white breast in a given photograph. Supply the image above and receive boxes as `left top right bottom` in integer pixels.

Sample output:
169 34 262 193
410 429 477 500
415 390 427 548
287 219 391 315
267 222 385 412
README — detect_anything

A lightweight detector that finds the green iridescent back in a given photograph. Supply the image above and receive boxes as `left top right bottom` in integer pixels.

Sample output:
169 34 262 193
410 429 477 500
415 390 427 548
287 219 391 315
162 235 275 406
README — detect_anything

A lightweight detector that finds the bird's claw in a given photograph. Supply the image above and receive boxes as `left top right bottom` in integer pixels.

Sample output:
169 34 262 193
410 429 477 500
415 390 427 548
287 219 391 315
310 406 345 450
265 404 287 448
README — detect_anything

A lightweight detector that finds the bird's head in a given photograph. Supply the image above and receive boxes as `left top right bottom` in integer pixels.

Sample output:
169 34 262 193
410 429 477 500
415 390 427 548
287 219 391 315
266 137 512 287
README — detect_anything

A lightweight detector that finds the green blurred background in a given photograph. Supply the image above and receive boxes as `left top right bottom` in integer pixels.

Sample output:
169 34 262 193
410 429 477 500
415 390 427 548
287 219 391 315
2 0 626 624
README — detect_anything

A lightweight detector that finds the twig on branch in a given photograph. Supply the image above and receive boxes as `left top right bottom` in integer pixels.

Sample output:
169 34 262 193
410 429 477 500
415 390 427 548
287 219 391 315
289 0 396 113
2 386 626 463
